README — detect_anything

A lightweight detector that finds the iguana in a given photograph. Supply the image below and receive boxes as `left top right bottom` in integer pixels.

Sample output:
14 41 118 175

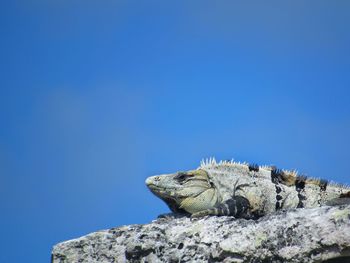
146 158 350 219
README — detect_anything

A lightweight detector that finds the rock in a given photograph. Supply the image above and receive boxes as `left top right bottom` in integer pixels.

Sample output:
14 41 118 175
52 205 350 263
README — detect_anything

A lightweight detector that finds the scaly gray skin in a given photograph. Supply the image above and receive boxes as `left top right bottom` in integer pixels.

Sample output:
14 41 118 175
146 158 350 219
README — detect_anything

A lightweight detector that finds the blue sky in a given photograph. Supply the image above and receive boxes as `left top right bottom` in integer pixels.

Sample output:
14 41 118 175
1 1 350 262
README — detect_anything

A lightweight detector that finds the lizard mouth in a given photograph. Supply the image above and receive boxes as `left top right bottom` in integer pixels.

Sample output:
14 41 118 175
146 184 187 213
146 183 163 192
147 184 174 198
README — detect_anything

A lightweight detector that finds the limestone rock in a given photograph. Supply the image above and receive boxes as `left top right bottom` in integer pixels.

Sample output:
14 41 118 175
52 205 350 262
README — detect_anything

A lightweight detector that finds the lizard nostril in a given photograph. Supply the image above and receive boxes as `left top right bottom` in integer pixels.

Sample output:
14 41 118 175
154 176 160 182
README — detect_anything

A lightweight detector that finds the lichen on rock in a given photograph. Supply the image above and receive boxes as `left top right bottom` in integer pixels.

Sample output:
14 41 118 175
52 205 350 263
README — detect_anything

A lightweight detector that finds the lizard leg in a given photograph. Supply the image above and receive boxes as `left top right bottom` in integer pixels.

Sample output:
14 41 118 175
191 196 251 218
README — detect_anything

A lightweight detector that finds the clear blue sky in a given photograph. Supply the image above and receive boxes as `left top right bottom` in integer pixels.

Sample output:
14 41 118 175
1 1 350 262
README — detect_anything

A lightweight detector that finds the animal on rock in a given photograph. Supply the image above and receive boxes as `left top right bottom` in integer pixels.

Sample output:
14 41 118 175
146 158 350 219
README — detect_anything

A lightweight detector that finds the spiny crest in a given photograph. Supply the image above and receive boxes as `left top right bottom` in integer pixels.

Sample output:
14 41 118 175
199 157 247 169
327 180 350 189
200 157 279 173
199 157 218 167
199 158 350 189
199 158 301 183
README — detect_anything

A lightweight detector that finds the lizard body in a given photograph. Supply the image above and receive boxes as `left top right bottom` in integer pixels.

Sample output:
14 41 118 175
146 158 350 219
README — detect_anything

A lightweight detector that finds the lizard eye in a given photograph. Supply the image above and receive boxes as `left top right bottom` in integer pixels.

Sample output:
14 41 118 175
174 172 191 183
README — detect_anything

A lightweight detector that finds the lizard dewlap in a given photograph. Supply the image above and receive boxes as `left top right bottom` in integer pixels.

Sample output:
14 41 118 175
146 158 350 219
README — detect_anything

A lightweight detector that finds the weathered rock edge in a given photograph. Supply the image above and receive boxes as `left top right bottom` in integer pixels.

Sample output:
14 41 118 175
52 205 350 263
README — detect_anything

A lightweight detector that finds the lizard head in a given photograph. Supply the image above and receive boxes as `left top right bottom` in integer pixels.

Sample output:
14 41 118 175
146 169 219 214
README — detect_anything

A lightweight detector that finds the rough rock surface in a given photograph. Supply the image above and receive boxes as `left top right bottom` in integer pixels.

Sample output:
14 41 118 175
52 205 350 263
